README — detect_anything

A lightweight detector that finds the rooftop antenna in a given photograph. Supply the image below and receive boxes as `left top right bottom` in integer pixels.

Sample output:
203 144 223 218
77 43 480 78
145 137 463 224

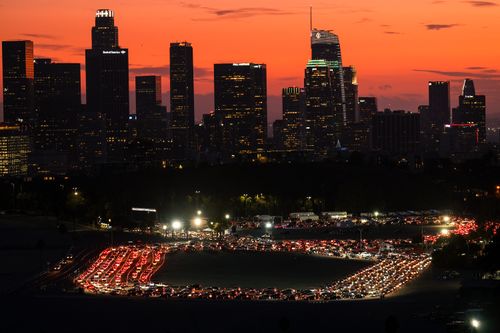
309 6 313 31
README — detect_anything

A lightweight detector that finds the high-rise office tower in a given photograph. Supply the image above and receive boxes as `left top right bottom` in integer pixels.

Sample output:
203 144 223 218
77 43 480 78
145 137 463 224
170 42 194 160
343 96 378 152
76 106 107 171
198 112 222 162
372 110 420 155
341 66 360 149
135 75 168 164
85 9 129 164
0 122 31 177
33 58 81 174
282 87 305 151
272 119 285 150
358 97 378 123
420 81 450 153
311 29 346 131
343 66 359 125
452 79 486 144
214 63 267 157
304 59 336 158
2 41 35 127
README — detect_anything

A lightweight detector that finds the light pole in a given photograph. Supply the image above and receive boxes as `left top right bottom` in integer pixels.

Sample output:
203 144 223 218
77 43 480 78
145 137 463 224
172 220 182 238
470 318 480 333
360 228 363 248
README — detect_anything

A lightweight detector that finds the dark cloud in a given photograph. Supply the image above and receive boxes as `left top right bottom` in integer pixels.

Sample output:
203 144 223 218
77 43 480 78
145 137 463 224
130 65 212 79
384 31 402 35
464 1 498 6
378 84 392 90
180 2 294 20
276 76 302 82
466 66 487 70
356 18 372 23
413 68 500 79
425 24 460 30
20 33 57 40
35 44 84 55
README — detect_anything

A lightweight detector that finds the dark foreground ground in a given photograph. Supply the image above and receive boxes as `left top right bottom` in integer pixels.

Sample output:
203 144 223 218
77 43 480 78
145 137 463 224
1 267 460 333
154 251 371 289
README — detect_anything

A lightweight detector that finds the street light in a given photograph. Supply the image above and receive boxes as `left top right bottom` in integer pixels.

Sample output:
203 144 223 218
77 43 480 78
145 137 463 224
265 222 273 229
225 214 230 220
162 225 167 231
194 217 202 227
470 318 480 330
197 210 202 216
172 220 182 230
441 228 450 236
443 215 451 223
374 211 380 218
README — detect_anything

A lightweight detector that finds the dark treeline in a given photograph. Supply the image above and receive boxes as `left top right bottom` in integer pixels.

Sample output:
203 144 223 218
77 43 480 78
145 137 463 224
1 158 500 227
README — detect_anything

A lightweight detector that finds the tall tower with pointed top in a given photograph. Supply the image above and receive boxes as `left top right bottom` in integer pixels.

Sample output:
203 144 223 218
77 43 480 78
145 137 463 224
310 29 346 141
452 78 486 144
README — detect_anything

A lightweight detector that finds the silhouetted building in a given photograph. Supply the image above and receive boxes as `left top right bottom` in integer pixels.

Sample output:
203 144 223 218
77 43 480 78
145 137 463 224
341 66 360 150
282 87 306 151
420 81 450 153
272 119 285 150
345 96 378 152
372 110 420 155
304 59 336 158
214 63 267 158
76 107 106 171
134 75 168 166
359 97 378 123
86 9 129 164
32 58 81 175
170 42 194 160
197 112 222 162
452 79 486 144
441 123 479 158
311 29 346 131
0 122 31 177
2 40 35 128
343 66 359 125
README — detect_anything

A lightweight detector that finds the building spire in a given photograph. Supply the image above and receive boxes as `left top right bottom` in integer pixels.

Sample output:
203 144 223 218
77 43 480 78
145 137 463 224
310 6 313 31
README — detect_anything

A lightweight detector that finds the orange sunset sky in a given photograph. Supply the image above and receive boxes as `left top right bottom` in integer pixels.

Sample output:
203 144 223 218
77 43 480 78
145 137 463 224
1 0 499 124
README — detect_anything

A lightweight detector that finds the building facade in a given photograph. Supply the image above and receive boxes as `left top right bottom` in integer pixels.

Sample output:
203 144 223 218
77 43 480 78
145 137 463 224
170 42 194 160
85 9 129 164
214 63 267 158
2 41 35 128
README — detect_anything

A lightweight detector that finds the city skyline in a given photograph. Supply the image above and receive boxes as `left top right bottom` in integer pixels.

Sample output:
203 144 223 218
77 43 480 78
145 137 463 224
1 1 499 124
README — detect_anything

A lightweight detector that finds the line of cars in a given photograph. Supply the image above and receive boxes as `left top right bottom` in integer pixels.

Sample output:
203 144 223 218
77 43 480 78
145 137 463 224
75 237 431 301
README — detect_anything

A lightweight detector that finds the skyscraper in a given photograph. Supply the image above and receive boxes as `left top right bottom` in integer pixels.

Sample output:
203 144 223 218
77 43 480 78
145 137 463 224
0 122 31 177
85 9 129 164
32 58 81 174
304 59 336 158
311 29 346 131
452 79 486 144
170 42 194 160
214 63 267 157
358 97 378 124
343 66 359 125
372 110 420 155
344 96 378 152
420 81 450 153
2 41 35 127
282 87 306 151
135 75 169 164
